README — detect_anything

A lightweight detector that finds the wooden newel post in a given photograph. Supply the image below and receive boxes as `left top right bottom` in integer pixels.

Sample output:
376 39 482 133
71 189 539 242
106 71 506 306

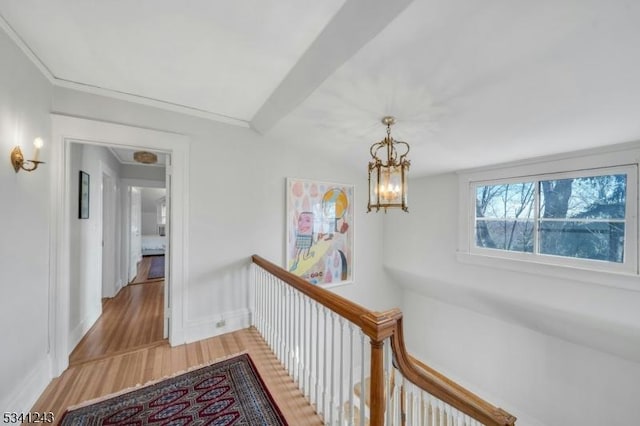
361 309 401 426
369 338 386 425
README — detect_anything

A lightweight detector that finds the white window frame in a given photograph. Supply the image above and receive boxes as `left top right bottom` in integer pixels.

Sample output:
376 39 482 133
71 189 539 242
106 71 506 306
457 144 640 289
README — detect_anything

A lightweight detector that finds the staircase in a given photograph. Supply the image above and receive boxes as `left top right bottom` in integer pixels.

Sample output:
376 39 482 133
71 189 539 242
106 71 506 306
250 255 516 426
343 377 373 426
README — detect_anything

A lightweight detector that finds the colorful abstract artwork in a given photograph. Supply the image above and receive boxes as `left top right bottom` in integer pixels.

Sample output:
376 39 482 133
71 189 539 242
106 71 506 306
286 178 354 287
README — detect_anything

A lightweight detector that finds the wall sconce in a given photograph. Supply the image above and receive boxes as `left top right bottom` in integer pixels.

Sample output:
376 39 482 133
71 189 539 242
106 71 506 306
10 137 45 173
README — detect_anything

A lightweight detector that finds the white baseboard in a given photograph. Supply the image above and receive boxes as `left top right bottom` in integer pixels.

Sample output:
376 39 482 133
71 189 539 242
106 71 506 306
185 308 251 343
68 310 100 353
0 355 51 415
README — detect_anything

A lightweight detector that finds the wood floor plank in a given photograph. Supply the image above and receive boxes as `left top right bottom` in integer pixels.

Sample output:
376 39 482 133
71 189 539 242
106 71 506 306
69 281 165 365
32 271 321 425
31 329 322 425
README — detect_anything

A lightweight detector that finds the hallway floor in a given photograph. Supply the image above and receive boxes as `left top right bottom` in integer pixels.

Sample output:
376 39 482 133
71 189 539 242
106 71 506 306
69 280 165 365
33 328 322 425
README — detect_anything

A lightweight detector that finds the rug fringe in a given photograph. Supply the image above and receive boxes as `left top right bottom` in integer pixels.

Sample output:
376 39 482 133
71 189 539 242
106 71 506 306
62 350 249 412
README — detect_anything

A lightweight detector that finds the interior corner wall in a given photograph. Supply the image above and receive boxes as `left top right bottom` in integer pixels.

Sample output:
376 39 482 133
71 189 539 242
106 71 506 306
0 30 53 412
51 87 401 345
384 172 640 426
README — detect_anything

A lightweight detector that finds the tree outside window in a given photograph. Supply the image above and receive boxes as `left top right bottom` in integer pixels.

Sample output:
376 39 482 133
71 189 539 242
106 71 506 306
475 172 627 264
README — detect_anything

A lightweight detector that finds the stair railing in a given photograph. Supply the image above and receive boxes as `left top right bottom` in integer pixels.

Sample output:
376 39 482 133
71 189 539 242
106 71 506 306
250 255 516 426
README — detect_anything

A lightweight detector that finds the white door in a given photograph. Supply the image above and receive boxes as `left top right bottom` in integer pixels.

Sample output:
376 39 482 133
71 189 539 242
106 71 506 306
129 187 142 282
163 158 171 338
102 172 117 297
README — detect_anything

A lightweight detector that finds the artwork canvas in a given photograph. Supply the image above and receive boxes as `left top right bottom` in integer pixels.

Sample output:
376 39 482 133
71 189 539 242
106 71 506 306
286 178 354 287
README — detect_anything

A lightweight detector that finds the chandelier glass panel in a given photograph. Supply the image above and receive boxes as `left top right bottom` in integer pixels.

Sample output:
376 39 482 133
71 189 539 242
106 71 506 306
367 116 410 212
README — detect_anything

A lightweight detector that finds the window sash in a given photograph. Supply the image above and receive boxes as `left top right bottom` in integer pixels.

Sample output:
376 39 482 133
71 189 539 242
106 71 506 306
470 164 638 273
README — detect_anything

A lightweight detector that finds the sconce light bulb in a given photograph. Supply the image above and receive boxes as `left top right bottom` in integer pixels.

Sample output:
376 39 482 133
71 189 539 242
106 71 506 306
34 137 44 149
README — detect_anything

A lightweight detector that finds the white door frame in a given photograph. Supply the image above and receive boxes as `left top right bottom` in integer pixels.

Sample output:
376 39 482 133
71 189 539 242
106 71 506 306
49 114 189 376
101 161 119 298
123 179 165 284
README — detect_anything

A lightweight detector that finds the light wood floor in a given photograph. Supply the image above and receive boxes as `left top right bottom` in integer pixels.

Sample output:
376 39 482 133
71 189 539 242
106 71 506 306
31 278 322 425
32 329 322 425
69 281 165 364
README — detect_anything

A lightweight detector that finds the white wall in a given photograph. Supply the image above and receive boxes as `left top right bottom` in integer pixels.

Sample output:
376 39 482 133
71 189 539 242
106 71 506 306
121 164 165 182
140 187 165 235
384 173 640 426
141 212 157 235
52 87 401 344
67 143 122 350
0 30 53 412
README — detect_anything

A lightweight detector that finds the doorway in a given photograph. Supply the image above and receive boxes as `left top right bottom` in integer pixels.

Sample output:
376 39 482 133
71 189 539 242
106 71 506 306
50 114 189 376
66 143 169 364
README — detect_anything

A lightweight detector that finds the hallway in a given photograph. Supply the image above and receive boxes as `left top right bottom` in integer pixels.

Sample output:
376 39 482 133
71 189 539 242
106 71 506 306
69 280 165 364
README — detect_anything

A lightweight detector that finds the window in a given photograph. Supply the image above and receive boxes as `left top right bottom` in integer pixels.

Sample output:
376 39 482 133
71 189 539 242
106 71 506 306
461 159 638 275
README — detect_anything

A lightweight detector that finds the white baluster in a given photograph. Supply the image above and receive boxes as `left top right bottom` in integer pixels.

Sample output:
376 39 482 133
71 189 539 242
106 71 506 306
274 278 279 359
268 275 274 351
323 307 329 421
275 277 280 353
290 288 295 376
360 332 365 426
283 287 288 371
267 274 273 350
329 313 335 426
271 276 276 354
296 292 302 385
304 297 311 399
411 382 416 426
348 324 355 426
286 287 291 372
421 390 428 426
338 318 345 426
278 279 283 363
315 303 321 413
416 384 421 426
254 266 259 329
259 269 264 334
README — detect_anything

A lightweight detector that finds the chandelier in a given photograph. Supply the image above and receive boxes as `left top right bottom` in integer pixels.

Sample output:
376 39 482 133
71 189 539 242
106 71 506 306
367 116 410 212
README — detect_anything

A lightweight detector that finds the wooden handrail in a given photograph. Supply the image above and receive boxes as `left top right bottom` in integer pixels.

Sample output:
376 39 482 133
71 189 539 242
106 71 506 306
388 311 517 426
252 255 394 340
251 255 516 426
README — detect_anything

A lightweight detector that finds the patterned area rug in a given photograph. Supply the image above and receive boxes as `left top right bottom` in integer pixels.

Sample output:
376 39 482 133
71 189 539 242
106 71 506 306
147 255 164 279
59 353 288 425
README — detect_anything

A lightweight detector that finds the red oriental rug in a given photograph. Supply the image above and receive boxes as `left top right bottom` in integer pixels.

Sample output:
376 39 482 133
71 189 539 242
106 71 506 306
59 353 288 425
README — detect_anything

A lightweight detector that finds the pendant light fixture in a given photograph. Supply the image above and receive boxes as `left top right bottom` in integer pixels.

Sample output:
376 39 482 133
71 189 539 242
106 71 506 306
367 116 410 212
133 151 158 164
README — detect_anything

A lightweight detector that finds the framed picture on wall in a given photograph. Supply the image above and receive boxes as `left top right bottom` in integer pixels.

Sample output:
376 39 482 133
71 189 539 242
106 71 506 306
286 178 354 287
79 171 90 219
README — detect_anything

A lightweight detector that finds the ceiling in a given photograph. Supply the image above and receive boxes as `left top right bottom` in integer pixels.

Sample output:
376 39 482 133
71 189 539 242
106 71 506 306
2 0 640 176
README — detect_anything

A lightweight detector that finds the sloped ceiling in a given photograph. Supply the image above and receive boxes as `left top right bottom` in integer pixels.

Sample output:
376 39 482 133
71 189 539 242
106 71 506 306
2 0 640 176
